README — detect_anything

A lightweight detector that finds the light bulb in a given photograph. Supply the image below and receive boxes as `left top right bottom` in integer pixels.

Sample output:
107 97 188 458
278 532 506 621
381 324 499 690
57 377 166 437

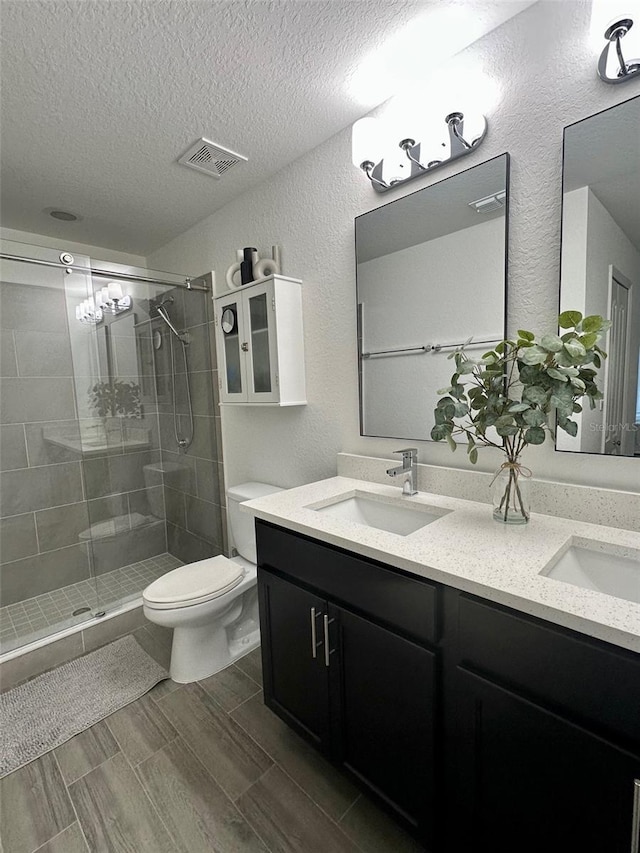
108 281 123 300
351 117 386 168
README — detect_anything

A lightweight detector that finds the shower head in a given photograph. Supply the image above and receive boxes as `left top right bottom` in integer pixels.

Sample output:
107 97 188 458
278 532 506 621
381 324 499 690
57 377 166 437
158 295 175 308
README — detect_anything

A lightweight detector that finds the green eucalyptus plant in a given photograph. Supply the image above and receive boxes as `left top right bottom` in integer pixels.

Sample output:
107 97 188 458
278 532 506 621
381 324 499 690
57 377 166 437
89 379 142 419
431 310 610 522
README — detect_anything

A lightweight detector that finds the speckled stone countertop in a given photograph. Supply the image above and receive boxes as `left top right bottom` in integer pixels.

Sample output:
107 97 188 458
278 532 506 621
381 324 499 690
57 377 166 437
242 477 640 654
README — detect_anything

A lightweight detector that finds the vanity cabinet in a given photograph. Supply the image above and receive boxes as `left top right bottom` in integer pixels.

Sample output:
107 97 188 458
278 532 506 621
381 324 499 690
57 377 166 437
256 519 640 852
446 593 640 853
214 274 306 406
256 521 438 843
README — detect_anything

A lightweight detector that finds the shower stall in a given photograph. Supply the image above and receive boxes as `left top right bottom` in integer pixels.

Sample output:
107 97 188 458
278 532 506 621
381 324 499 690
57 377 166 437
0 240 226 656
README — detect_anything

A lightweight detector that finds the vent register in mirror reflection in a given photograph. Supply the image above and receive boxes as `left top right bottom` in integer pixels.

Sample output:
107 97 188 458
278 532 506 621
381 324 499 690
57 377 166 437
557 96 640 457
355 153 509 441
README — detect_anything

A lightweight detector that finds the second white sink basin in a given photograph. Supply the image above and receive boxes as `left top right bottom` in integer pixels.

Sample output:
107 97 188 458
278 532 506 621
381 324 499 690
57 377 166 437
541 538 640 604
311 491 450 536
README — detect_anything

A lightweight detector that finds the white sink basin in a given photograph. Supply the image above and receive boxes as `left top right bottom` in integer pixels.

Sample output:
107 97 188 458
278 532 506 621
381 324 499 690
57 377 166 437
311 491 450 536
541 538 640 604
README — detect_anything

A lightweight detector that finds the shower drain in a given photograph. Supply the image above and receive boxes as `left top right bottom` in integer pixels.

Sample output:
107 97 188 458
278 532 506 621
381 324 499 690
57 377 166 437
72 607 91 616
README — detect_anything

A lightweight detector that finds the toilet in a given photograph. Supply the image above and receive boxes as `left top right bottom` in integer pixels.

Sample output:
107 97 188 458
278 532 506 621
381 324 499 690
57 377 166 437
142 482 282 683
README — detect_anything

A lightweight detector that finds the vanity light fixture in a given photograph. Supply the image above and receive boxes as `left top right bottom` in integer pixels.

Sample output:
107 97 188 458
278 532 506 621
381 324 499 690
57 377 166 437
352 110 487 193
75 281 131 324
75 297 103 325
96 281 132 315
597 17 640 83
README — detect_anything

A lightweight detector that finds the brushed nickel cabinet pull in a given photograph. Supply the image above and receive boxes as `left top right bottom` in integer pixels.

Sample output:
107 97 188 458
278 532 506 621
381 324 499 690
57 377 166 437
323 614 335 667
631 779 640 853
310 607 319 658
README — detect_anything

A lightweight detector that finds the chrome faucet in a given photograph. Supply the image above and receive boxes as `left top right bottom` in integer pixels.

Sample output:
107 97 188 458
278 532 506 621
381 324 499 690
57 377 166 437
386 448 418 496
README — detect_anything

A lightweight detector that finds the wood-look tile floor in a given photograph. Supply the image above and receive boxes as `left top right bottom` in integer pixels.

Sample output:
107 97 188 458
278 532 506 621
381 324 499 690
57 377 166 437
0 635 426 853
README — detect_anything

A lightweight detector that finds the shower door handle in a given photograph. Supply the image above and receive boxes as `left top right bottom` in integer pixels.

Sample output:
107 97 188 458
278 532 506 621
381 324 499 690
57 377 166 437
241 342 249 352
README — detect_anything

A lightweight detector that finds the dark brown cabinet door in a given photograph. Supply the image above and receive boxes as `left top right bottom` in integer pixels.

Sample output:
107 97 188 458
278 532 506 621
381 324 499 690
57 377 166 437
451 668 640 853
330 604 437 841
258 568 330 749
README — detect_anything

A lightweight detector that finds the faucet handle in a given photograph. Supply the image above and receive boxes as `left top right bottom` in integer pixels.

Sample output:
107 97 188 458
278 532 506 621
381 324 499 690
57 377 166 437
393 448 418 459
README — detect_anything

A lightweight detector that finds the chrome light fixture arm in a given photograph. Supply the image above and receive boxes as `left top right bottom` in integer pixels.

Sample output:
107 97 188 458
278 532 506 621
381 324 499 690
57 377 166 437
597 18 640 84
355 111 487 194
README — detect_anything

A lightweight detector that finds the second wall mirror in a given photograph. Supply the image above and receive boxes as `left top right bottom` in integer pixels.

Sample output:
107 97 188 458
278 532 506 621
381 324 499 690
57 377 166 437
356 153 509 440
557 96 640 457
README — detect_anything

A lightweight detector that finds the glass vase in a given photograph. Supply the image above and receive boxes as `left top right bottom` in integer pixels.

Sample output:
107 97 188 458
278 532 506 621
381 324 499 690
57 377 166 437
491 459 531 524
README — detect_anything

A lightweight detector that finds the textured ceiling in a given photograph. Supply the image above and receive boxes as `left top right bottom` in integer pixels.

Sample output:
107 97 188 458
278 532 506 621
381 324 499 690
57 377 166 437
1 0 534 256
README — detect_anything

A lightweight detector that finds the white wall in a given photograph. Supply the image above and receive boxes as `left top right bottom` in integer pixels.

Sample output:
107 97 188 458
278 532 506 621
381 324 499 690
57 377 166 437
0 227 146 268
360 217 504 438
147 1 640 494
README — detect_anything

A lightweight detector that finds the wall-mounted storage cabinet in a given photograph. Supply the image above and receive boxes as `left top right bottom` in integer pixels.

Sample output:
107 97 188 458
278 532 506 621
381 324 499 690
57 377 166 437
214 275 306 406
256 520 640 853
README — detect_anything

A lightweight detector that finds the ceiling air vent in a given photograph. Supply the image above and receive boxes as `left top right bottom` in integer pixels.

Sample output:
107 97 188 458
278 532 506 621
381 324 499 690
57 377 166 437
178 138 248 179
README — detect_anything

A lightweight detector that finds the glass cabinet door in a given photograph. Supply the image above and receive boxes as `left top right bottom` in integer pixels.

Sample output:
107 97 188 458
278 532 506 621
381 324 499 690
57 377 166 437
246 282 279 403
218 295 247 401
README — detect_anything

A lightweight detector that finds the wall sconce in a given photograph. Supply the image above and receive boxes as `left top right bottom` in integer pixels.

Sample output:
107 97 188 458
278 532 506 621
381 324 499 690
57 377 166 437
352 110 487 193
597 17 640 83
96 282 132 315
75 297 103 325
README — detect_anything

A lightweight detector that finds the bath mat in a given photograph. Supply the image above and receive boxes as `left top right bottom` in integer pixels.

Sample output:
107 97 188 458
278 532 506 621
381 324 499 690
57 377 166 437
0 635 169 777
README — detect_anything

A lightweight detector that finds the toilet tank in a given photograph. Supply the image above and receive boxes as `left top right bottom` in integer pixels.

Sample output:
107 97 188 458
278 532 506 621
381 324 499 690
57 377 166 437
227 482 283 564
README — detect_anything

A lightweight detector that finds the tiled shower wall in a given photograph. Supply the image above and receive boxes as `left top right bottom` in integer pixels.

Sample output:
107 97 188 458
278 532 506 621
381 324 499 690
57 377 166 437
0 262 225 617
0 275 166 607
153 282 227 563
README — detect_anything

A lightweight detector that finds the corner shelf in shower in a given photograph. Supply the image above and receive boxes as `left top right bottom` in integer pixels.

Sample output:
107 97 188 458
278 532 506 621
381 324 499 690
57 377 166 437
43 428 151 457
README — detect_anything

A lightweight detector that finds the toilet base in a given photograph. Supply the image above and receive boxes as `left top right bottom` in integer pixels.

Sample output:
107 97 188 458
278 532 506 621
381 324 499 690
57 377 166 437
169 622 261 683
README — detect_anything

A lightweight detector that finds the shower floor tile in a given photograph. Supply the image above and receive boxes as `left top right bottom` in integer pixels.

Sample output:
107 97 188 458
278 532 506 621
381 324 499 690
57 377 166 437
0 553 183 655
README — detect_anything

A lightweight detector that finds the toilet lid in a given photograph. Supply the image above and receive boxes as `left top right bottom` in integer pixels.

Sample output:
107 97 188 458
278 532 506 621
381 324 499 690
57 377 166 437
143 555 244 609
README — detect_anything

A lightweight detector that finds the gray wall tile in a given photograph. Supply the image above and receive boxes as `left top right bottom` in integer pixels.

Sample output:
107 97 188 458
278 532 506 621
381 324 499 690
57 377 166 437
184 416 216 461
1 329 18 376
87 493 129 525
91 521 165 575
0 513 38 563
83 450 159 499
160 450 196 494
0 282 68 334
189 371 216 417
185 495 222 546
1 543 91 605
129 485 164 520
1 378 77 423
35 501 90 552
0 424 28 470
0 462 83 516
24 420 82 466
183 323 212 373
166 522 216 564
15 330 73 377
195 457 220 505
183 289 209 330
163 487 186 528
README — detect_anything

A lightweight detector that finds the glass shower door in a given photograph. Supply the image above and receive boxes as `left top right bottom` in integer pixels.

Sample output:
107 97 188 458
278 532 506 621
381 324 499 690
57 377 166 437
0 241 100 653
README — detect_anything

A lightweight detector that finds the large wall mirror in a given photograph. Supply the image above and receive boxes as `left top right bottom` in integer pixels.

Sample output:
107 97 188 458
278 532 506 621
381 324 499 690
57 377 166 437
355 153 509 440
557 96 640 457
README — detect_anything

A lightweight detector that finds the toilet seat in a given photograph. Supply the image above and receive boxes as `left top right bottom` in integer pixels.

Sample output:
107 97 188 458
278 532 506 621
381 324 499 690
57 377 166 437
143 555 244 610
